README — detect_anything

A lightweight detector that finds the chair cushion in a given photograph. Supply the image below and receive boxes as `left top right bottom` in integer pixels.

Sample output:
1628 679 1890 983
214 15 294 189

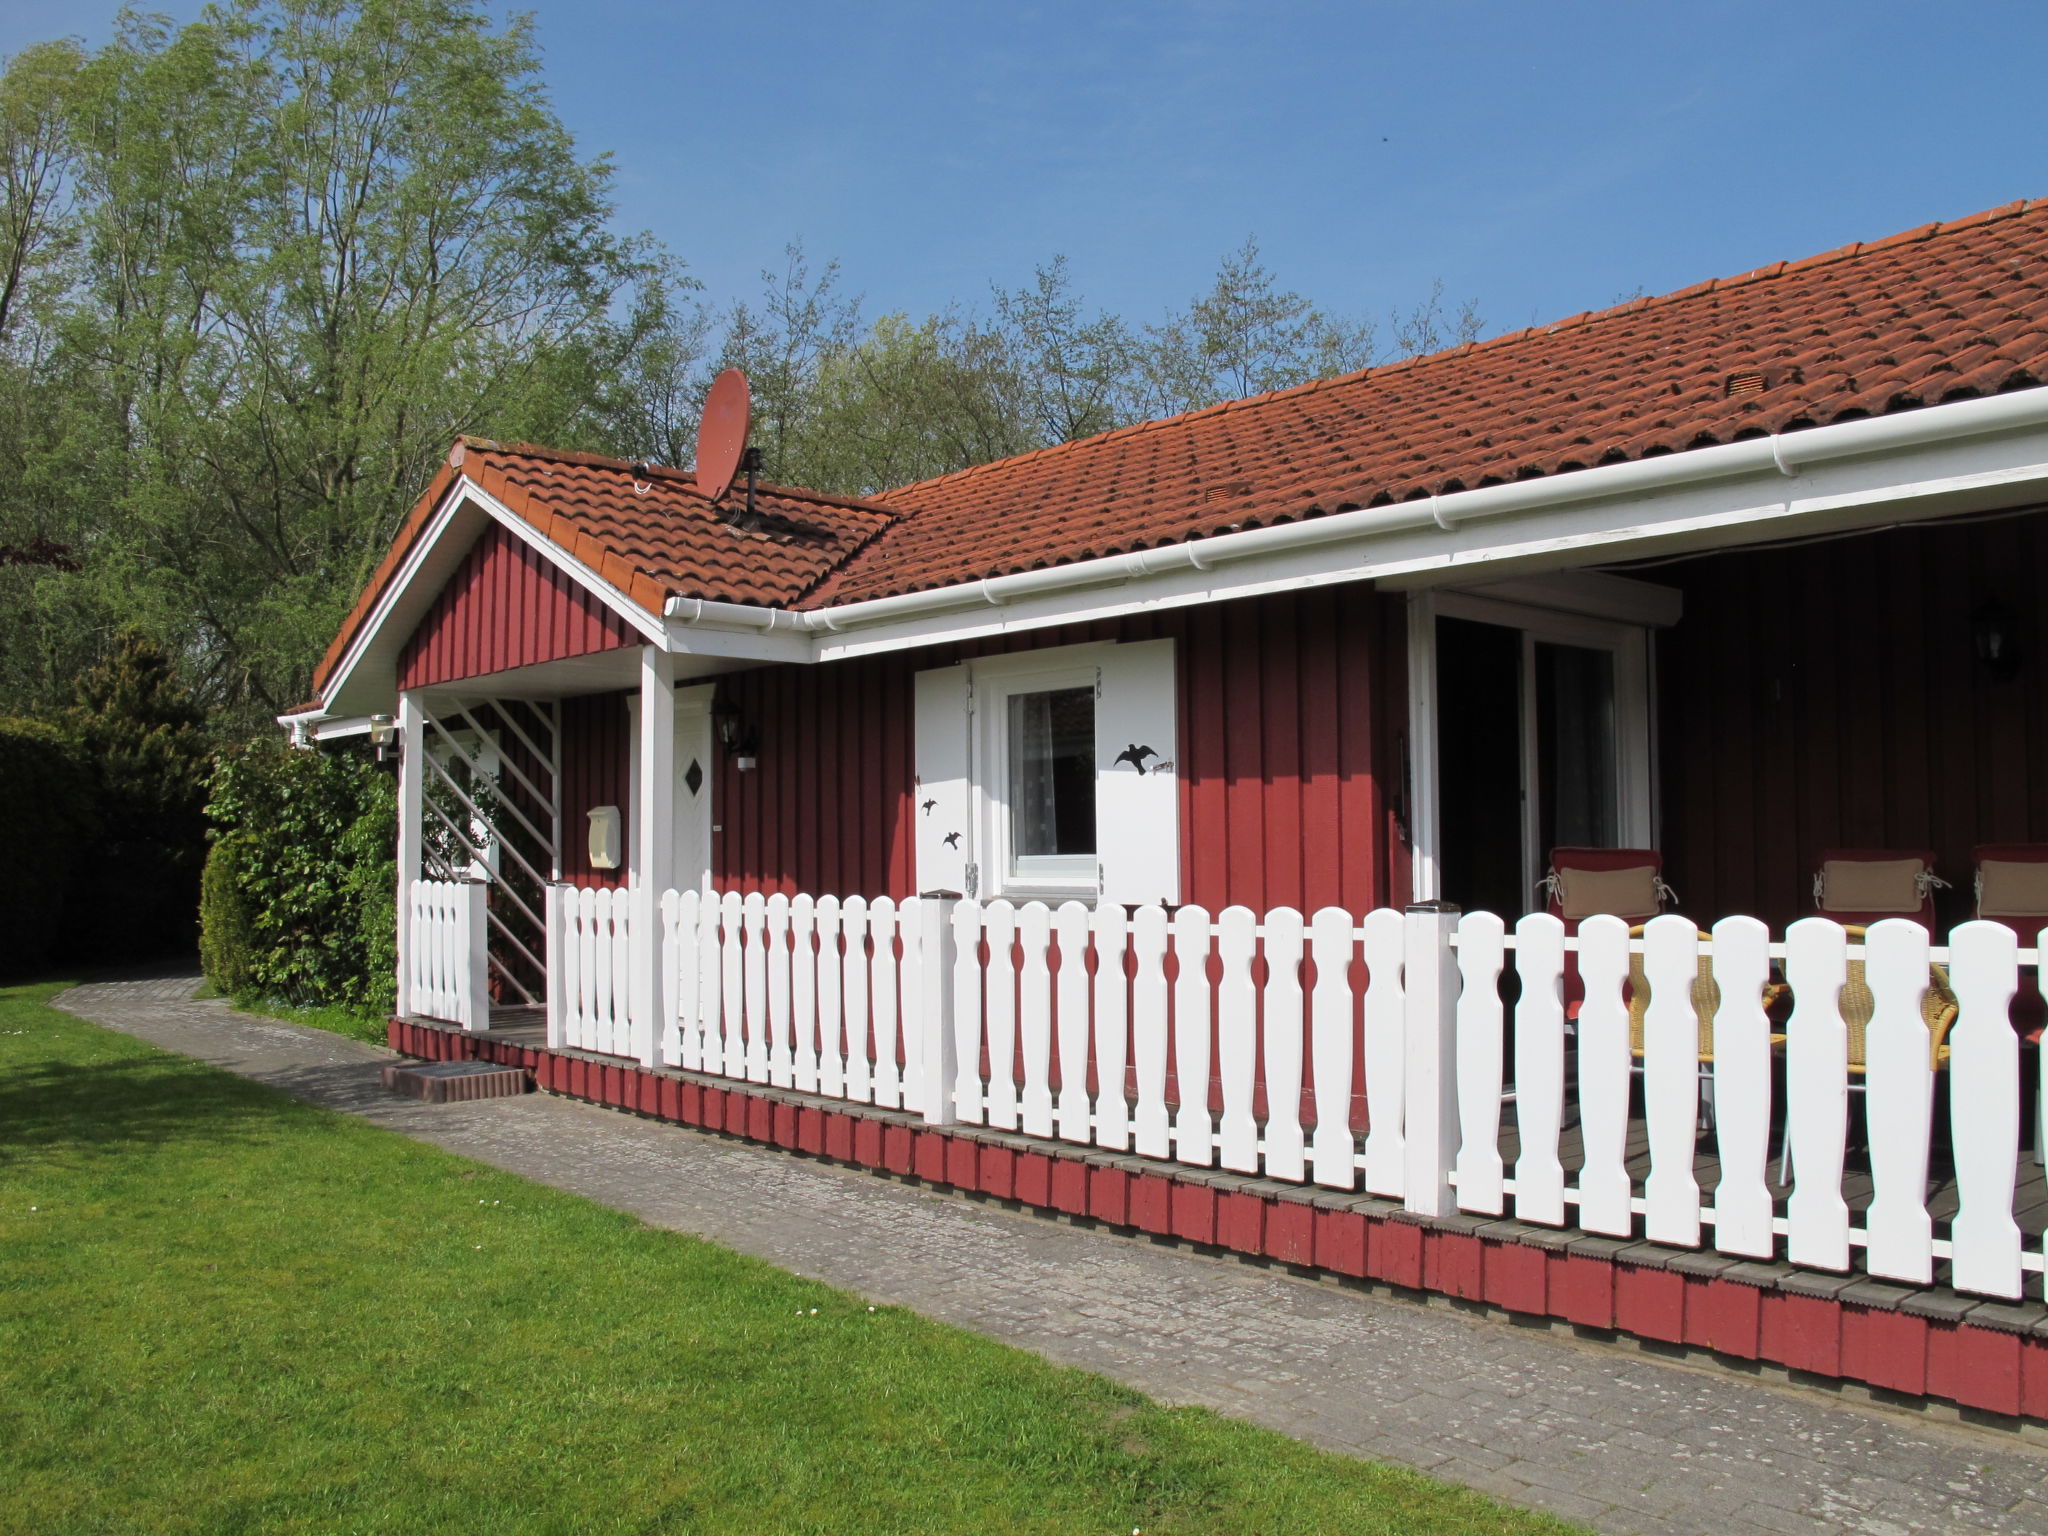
1556 864 1660 921
1979 858 2048 919
1820 857 1924 915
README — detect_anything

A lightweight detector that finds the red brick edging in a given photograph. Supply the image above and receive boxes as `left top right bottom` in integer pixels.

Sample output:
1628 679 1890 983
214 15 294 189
389 1018 2048 1422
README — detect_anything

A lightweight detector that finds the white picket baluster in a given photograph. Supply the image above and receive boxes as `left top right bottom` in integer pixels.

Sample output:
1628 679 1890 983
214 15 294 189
719 891 745 1077
1017 902 1055 1137
659 890 681 1066
1132 905 1172 1159
1641 914 1702 1247
671 889 700 1069
870 898 902 1110
842 896 872 1102
1948 920 2023 1298
1308 907 1358 1189
1507 912 1567 1225
1453 910 1506 1215
559 886 585 1053
1093 902 1131 1151
1170 905 1214 1165
1360 907 1407 1198
895 902 923 1113
1707 915 1774 1258
1784 918 1851 1272
576 886 598 1052
951 899 985 1123
694 891 722 1074
1045 902 1088 1139
765 894 793 1087
815 896 844 1097
790 895 818 1093
1862 918 1936 1284
742 892 769 1083
982 900 1019 1129
1216 906 1260 1172
1575 916 1634 1236
1261 906 1307 1182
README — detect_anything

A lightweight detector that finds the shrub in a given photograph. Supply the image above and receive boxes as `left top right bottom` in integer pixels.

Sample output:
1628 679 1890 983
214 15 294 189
198 834 256 997
205 737 397 1014
0 718 96 975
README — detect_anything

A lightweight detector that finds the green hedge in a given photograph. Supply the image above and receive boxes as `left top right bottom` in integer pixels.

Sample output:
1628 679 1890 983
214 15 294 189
204 738 397 1017
0 719 96 974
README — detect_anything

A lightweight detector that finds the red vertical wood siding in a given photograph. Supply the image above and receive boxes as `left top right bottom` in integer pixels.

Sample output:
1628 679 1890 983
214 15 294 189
709 587 1408 913
399 522 636 689
558 692 631 889
1659 511 2048 931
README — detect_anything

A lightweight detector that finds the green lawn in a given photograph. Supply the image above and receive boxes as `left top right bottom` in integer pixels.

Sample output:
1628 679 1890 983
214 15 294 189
0 982 1580 1536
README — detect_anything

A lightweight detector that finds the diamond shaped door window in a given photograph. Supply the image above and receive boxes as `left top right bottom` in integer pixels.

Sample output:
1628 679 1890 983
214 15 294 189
683 759 704 797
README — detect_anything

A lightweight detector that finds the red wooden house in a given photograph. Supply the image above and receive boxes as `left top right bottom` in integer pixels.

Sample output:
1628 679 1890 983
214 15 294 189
297 200 2048 1414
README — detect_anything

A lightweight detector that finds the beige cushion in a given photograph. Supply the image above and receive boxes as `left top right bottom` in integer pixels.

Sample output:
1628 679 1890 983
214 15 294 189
1556 864 1660 921
1979 859 2048 919
1820 857 1924 914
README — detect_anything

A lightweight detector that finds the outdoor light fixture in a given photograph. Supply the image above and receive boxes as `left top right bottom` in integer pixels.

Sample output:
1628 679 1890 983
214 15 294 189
1973 600 2020 681
368 713 398 763
711 692 760 772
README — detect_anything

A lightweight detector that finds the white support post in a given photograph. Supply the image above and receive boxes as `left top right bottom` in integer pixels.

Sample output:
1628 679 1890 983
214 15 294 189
917 896 958 1125
633 647 678 1068
462 880 490 1031
545 884 566 1049
1402 901 1461 1216
395 691 425 1018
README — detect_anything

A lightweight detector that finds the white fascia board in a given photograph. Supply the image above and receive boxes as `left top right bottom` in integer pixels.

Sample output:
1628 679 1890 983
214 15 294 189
310 715 375 740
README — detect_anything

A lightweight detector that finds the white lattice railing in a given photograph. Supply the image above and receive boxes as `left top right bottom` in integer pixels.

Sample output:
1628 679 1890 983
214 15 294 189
547 887 2048 1301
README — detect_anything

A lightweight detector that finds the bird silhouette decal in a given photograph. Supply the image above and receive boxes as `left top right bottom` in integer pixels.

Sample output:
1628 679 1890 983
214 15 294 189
942 831 962 849
1113 743 1159 775
921 798 936 816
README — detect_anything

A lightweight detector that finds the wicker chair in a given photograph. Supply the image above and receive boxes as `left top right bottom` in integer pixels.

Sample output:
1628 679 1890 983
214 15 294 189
1624 925 1788 1128
1776 923 1957 1182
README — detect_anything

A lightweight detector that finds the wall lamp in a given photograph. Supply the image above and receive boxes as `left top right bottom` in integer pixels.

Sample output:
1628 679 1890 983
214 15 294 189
1973 600 2021 681
711 693 760 773
368 713 400 764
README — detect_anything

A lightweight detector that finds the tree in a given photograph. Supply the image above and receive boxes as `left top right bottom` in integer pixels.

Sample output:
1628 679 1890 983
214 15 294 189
989 256 1142 444
1140 236 1377 416
0 0 672 723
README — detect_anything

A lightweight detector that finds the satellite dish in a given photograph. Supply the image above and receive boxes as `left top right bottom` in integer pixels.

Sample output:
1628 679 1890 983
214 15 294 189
695 368 752 503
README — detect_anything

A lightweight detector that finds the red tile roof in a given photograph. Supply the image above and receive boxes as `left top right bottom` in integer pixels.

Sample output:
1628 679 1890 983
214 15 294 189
811 195 2048 604
314 196 2048 701
310 441 895 693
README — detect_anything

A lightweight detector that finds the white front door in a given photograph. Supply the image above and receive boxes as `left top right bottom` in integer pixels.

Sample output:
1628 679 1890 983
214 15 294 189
673 685 715 893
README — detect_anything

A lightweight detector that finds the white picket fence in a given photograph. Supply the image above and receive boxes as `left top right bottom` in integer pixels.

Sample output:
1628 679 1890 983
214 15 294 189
542 887 2048 1300
405 879 488 1029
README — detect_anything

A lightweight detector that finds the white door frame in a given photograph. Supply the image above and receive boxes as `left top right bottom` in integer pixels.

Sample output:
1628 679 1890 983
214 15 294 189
1408 587 1659 908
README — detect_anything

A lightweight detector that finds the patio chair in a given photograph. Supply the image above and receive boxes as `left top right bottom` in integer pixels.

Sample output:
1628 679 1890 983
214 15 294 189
1626 924 1788 1128
1777 923 1957 1183
1543 847 1674 1022
1811 847 1947 927
1974 843 2048 1160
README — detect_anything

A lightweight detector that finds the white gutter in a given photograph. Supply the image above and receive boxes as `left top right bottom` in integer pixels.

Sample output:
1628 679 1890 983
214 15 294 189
663 386 2048 644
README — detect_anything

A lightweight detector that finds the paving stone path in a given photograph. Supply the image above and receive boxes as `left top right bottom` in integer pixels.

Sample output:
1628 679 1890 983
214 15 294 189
52 974 2048 1535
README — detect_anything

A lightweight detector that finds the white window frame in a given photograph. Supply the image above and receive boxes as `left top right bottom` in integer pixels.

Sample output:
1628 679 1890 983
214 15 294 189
974 653 1106 901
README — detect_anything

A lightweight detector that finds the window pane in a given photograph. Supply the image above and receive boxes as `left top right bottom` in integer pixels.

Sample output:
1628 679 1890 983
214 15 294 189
1535 641 1619 851
1008 687 1096 860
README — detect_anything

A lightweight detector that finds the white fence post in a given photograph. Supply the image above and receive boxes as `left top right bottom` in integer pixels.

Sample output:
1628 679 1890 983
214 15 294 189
546 884 567 1049
917 896 958 1125
1402 902 1460 1217
461 880 490 1031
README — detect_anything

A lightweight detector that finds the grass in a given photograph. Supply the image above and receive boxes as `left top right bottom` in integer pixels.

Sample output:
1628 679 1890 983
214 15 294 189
0 981 1582 1536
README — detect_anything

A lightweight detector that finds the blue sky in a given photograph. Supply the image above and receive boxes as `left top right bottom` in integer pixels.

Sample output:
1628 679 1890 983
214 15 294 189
3 1 2041 345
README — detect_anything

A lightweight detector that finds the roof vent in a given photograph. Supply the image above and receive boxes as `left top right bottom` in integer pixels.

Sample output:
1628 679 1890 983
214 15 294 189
1724 364 1801 399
